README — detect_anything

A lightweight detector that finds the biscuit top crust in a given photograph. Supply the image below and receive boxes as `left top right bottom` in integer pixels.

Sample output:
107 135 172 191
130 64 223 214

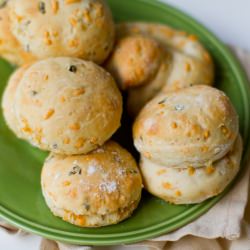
133 85 239 167
41 141 142 215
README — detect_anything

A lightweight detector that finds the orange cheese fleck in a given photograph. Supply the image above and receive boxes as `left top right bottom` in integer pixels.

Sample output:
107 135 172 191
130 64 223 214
75 138 85 148
191 124 201 134
201 146 209 152
21 118 32 133
63 138 70 144
51 0 59 14
83 10 91 23
22 126 32 133
171 122 178 129
35 132 42 144
44 109 55 120
45 39 52 45
162 182 172 189
43 74 49 81
44 31 52 45
76 215 86 226
73 87 85 96
44 31 50 38
203 130 210 139
69 17 77 27
69 123 80 131
157 169 167 175
188 166 195 176
60 96 66 103
185 62 191 72
206 165 215 174
188 34 198 41
65 0 81 4
68 39 79 48
63 181 71 186
175 190 182 196
16 15 23 23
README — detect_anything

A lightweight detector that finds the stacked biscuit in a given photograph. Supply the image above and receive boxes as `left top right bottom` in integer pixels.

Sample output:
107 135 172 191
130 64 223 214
133 86 242 204
1 0 142 227
0 0 243 226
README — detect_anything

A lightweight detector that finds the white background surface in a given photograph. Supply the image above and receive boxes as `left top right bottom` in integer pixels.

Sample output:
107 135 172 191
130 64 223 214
1 0 250 249
165 0 250 51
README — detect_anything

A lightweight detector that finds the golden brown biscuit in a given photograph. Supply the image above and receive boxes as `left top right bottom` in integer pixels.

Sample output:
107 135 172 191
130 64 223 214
106 22 214 116
106 35 163 90
2 64 30 137
0 5 35 65
41 141 142 227
133 85 239 168
15 57 122 155
140 135 242 204
8 0 114 64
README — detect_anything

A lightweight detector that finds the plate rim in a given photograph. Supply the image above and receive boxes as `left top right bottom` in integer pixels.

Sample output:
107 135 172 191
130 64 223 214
0 0 250 245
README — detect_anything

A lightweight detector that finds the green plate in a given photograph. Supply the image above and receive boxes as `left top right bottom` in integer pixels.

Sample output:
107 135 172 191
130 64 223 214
0 0 250 246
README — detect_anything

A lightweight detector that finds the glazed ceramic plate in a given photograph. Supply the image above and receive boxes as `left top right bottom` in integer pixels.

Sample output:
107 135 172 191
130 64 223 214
0 0 250 246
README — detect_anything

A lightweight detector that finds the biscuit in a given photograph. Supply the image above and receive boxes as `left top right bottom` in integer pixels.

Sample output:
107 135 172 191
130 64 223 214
8 0 114 64
106 22 214 116
0 5 35 65
2 64 30 137
15 57 122 155
140 135 242 204
133 85 239 168
106 35 163 90
41 141 142 227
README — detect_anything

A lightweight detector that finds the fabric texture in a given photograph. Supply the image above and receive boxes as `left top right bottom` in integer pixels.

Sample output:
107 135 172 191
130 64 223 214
0 47 250 250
